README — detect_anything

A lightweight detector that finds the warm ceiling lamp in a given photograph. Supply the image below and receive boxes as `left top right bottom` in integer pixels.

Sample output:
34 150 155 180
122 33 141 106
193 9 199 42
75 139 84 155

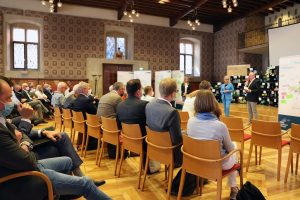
187 9 201 30
158 0 170 4
222 0 238 13
41 0 62 13
123 0 139 22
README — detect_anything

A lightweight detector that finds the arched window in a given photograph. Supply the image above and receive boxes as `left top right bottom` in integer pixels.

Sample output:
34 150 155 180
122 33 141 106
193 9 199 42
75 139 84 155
180 40 194 75
11 23 40 69
105 32 127 59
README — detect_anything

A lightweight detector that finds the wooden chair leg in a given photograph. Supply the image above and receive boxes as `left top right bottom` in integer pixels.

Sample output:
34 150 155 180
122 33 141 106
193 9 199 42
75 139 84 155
166 163 174 200
196 176 200 195
241 141 244 158
277 149 282 181
98 140 105 167
291 153 294 174
177 168 186 200
285 148 293 183
114 144 120 176
246 143 253 172
259 146 262 165
216 178 222 200
83 135 89 158
165 165 168 180
117 148 125 178
200 177 204 196
255 145 257 165
80 132 86 157
95 137 101 165
138 153 143 189
296 153 299 175
141 156 150 191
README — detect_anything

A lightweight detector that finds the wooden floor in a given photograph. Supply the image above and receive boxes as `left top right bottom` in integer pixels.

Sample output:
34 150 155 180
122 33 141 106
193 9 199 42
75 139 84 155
39 104 300 200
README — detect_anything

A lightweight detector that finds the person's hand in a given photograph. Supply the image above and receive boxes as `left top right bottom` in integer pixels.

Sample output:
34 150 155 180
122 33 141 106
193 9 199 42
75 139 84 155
15 130 22 144
21 99 27 103
42 130 62 142
17 103 33 119
20 144 29 152
224 90 228 93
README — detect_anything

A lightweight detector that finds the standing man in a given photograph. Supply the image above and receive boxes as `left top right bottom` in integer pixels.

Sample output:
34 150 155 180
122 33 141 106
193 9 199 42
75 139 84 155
245 72 261 123
181 77 191 102
221 75 234 117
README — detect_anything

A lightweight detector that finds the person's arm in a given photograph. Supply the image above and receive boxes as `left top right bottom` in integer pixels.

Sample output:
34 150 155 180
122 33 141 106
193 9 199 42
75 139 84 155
59 95 66 106
220 84 224 95
168 110 183 145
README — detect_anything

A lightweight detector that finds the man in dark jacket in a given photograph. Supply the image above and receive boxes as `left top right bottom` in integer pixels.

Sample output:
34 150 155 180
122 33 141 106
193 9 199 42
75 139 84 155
245 72 261 123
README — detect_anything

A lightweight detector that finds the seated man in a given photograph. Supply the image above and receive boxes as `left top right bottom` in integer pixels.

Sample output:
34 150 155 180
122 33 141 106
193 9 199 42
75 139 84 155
145 78 183 167
51 82 67 108
63 84 79 109
0 79 111 200
43 83 53 104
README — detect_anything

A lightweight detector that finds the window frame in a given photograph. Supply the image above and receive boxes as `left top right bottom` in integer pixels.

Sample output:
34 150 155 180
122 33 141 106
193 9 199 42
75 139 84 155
10 24 40 70
180 40 194 76
105 31 127 59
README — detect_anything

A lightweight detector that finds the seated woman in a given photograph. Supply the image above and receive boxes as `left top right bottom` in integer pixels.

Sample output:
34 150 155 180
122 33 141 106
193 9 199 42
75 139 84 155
141 86 155 102
187 90 239 199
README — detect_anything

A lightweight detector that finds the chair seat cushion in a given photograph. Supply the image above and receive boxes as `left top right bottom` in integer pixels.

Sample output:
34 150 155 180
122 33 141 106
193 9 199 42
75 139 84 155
243 133 252 141
281 140 290 147
222 163 240 176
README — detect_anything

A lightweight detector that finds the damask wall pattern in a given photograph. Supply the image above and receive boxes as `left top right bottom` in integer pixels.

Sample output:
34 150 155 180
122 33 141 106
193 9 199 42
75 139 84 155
0 6 214 81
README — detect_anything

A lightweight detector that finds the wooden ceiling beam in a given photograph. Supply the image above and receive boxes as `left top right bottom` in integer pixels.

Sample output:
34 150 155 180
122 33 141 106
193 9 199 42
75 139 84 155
118 0 129 20
169 0 209 26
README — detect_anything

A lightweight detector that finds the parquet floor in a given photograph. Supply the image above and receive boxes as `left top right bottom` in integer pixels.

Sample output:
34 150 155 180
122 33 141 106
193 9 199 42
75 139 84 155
38 104 300 200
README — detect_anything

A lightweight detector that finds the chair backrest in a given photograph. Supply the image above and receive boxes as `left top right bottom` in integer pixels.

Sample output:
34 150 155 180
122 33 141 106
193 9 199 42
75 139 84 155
179 111 189 130
86 113 101 139
53 107 62 128
72 110 85 133
221 116 244 142
101 117 120 145
62 108 72 128
146 126 174 165
182 134 222 180
251 120 282 148
121 123 144 153
290 123 300 153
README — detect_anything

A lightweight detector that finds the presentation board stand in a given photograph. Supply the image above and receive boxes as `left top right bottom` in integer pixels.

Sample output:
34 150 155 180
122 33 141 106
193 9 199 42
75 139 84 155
134 70 152 88
171 70 185 102
278 55 300 129
117 71 134 86
154 70 172 98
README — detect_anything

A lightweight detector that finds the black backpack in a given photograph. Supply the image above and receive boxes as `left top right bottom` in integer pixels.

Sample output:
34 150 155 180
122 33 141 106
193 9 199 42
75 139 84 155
171 169 197 196
236 181 266 200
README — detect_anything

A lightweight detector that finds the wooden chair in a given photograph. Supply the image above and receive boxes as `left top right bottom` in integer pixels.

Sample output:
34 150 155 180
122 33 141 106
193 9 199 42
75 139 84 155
117 123 146 189
99 117 121 176
177 135 243 200
53 107 62 132
285 123 300 182
62 108 74 141
84 114 102 164
246 120 289 181
179 111 189 131
0 171 54 200
221 116 251 154
72 111 86 157
141 127 181 200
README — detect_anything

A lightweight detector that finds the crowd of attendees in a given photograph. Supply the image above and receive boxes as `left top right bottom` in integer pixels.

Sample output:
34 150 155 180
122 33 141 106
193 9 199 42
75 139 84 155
0 76 239 200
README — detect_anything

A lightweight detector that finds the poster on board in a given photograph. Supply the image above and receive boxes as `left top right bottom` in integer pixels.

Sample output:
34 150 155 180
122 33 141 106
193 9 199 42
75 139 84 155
278 55 300 129
133 70 152 88
227 64 250 76
117 71 134 85
171 70 184 102
155 70 172 98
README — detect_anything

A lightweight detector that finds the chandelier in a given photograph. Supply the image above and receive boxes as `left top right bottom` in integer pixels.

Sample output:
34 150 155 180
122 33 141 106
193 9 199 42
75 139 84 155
186 9 201 30
222 0 238 13
41 0 63 13
123 0 140 22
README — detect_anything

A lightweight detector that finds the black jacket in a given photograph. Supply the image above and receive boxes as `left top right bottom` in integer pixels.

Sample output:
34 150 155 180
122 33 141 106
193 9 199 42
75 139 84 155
245 79 261 103
181 83 191 96
72 94 97 118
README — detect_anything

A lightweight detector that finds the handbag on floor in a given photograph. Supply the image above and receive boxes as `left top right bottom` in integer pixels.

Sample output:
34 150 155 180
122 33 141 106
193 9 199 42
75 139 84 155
170 169 197 196
236 181 266 200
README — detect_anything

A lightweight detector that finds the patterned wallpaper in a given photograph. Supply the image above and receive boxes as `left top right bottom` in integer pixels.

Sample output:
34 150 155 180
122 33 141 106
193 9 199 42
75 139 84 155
0 6 214 81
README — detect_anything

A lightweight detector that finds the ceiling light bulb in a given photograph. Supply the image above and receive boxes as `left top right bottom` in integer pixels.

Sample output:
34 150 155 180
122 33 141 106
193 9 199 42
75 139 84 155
228 6 232 13
187 20 191 24
189 23 193 26
195 19 199 23
158 0 165 4
131 9 136 14
136 12 139 17
123 11 127 15
49 0 54 3
223 3 227 8
130 18 133 22
232 0 237 3
57 1 62 7
41 0 46 5
197 22 201 26
50 3 54 8
128 14 132 18
192 26 195 30
233 2 238 7
50 8 54 13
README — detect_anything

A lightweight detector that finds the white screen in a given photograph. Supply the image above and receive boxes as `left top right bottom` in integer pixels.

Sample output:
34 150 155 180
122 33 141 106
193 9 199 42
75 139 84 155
268 23 300 67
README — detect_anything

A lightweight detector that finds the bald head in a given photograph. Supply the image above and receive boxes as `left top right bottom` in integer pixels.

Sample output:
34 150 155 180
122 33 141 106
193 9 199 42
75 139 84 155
0 79 13 110
57 82 67 93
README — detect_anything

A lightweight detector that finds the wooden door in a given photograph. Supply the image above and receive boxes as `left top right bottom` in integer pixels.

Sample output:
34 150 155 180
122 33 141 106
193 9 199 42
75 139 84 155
103 64 132 95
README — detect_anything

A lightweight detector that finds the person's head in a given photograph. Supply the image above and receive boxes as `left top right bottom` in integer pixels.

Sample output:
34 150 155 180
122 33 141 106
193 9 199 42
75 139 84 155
43 83 50 90
28 82 34 89
0 79 13 115
224 75 230 84
184 77 189 84
194 90 221 118
248 72 256 81
21 83 29 91
72 84 80 97
77 82 91 96
199 80 211 90
36 85 43 92
144 86 154 96
126 79 142 98
14 84 22 92
113 82 125 96
159 78 177 102
57 82 68 93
